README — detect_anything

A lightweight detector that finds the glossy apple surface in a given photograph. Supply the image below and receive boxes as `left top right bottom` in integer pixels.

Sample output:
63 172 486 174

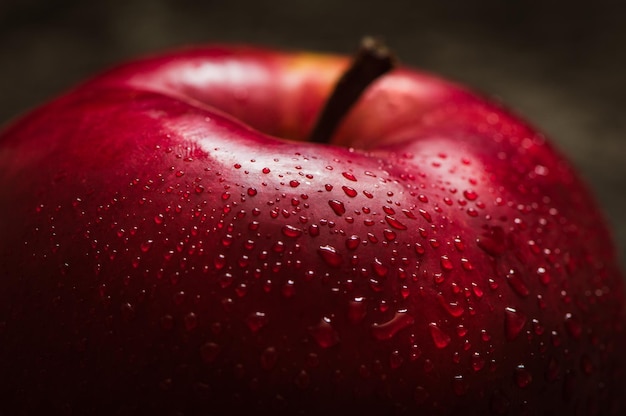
0 45 624 415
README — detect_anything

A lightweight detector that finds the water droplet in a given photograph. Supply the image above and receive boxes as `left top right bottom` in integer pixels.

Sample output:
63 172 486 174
245 311 268 332
247 187 257 196
536 267 550 285
281 224 302 238
345 235 361 250
184 312 198 331
472 352 486 371
262 167 271 174
463 190 478 201
289 180 300 188
440 255 453 271
385 215 407 230
260 346 278 370
418 209 432 223
564 313 582 339
437 294 464 317
371 310 415 340
505 268 529 297
460 258 474 271
514 364 532 388
389 350 404 369
342 185 357 197
580 354 593 375
372 258 388 278
308 224 320 236
342 172 357 181
328 200 346 216
453 375 468 396
140 240 153 253
318 245 342 267
154 213 165 224
414 386 430 405
281 280 295 298
348 297 367 324
294 369 310 389
200 342 220 363
428 322 451 348
309 317 340 348
504 307 527 340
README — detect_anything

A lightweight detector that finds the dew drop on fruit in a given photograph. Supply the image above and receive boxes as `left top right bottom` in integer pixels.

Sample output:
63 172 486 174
309 317 340 348
345 235 360 250
245 311 268 332
371 311 415 340
184 312 198 331
385 215 407 230
318 245 342 267
260 346 278 370
460 258 474 271
580 354 593 375
348 297 367 324
428 322 451 348
200 342 220 363
383 229 396 241
437 294 464 318
472 352 486 371
294 369 310 389
463 189 478 201
418 209 432 223
247 187 257 196
536 267 551 285
281 225 302 238
564 313 582 339
289 180 300 188
506 268 530 297
281 280 295 298
262 167 271 174
440 255 453 271
342 172 357 181
414 386 430 405
342 186 358 197
514 364 532 388
545 357 560 381
453 375 468 396
372 258 389 278
328 199 346 216
140 240 153 253
154 213 164 225
504 307 527 340
389 350 404 369
309 224 320 236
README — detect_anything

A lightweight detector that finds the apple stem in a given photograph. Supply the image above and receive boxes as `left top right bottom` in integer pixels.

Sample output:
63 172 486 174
309 37 396 144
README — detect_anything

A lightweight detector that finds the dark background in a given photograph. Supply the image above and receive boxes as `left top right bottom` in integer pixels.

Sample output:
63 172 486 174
1 0 625 266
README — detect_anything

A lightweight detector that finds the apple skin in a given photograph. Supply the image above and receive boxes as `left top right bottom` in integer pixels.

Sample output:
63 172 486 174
0 45 625 415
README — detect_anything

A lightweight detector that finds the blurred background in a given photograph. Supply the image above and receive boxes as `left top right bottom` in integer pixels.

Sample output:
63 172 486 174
1 0 625 266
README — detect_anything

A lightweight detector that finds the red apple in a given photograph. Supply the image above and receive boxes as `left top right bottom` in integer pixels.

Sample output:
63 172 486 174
0 41 624 415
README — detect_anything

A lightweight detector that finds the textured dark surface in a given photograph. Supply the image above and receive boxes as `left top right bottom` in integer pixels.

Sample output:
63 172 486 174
1 0 625 266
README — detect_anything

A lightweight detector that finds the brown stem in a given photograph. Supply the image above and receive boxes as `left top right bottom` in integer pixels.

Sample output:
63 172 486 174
309 37 396 144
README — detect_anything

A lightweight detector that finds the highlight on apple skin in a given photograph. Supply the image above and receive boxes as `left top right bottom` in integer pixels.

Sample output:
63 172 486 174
0 41 624 415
